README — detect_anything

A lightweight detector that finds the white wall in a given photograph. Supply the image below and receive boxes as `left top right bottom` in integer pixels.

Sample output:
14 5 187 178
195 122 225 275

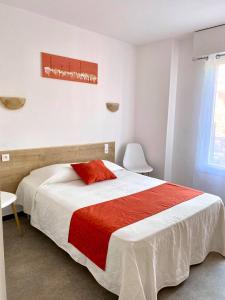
0 4 136 163
193 24 225 58
135 39 174 179
171 35 197 186
164 41 179 180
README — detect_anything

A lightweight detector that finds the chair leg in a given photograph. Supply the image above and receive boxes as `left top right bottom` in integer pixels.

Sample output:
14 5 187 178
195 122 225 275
11 203 23 236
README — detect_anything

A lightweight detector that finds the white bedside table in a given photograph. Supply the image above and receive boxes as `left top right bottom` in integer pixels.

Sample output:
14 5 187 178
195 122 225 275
0 192 22 235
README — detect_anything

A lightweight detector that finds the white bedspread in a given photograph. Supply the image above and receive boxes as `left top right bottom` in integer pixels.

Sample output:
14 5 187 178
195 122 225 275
16 169 225 300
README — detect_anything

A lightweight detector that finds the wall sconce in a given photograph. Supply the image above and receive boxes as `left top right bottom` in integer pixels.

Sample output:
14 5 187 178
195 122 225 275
106 102 119 112
0 97 26 110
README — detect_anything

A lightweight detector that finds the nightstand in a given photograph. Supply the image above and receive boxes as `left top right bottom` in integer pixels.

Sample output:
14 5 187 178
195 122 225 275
0 192 22 235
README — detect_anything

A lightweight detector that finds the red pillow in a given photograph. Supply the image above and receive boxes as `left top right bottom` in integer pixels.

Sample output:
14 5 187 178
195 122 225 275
71 160 117 185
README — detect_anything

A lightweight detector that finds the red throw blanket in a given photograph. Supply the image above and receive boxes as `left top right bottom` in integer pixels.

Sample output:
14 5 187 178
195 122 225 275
68 183 203 270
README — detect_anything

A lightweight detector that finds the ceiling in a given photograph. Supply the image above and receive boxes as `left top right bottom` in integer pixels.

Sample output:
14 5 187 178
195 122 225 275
1 0 225 45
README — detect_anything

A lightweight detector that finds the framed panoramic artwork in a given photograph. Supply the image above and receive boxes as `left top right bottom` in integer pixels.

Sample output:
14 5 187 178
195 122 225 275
41 52 98 84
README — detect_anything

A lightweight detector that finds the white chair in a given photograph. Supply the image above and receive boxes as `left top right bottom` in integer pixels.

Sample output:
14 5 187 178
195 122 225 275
123 143 153 175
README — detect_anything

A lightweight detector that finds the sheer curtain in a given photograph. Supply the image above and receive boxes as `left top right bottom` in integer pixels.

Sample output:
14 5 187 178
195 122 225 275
193 55 225 201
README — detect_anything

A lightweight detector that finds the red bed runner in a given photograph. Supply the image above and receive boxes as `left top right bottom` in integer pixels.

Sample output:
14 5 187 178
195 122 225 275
68 183 203 270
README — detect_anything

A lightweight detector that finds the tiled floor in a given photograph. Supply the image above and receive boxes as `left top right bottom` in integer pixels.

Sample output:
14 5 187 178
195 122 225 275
3 216 225 300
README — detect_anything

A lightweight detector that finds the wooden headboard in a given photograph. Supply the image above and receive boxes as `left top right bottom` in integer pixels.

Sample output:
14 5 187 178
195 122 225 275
0 142 115 193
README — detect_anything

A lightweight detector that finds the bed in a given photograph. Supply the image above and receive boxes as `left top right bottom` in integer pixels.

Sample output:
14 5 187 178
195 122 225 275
15 157 225 300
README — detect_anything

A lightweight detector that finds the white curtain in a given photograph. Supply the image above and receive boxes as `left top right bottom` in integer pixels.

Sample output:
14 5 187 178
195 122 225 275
193 55 225 201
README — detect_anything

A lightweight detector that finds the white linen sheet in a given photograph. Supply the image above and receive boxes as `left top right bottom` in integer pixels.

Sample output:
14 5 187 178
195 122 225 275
16 169 225 300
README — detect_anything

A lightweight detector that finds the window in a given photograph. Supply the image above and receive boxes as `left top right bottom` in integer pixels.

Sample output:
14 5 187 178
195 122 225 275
197 56 225 174
208 61 225 168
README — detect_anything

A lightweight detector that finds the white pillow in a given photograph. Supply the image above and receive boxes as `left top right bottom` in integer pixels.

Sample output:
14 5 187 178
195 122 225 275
29 160 123 186
30 164 80 185
102 160 123 171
